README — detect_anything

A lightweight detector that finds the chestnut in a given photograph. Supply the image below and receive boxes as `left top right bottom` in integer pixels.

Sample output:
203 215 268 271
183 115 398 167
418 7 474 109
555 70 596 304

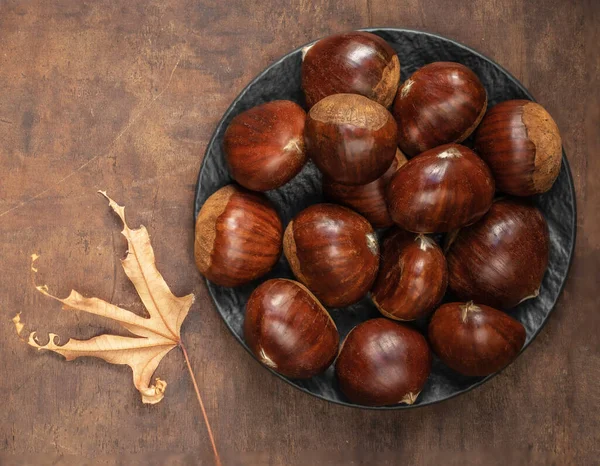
224 100 307 191
322 149 407 228
301 31 400 108
474 99 562 196
371 230 447 321
195 184 282 287
244 279 339 378
335 318 431 406
393 62 487 157
446 199 549 309
386 144 495 233
429 302 526 376
305 94 398 185
283 204 379 308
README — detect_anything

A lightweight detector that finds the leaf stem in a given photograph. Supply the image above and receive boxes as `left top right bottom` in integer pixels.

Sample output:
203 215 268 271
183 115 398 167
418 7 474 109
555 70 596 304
180 340 222 466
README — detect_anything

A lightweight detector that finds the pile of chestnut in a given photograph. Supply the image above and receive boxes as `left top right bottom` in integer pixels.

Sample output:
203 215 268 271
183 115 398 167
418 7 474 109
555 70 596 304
195 31 562 407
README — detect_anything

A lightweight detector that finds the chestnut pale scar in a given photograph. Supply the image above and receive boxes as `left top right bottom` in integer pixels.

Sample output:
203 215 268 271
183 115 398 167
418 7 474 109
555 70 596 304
523 102 562 193
309 93 389 130
194 185 235 274
373 55 401 108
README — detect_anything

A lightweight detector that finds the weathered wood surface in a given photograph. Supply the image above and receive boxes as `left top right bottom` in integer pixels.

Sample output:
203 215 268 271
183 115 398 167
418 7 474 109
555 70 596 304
0 1 598 464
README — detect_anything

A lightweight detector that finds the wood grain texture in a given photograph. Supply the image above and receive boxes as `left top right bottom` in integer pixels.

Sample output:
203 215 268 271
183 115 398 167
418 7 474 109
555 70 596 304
0 0 597 465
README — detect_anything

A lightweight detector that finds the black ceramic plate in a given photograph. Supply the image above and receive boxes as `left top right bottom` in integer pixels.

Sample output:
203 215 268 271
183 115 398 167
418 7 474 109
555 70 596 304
194 28 576 409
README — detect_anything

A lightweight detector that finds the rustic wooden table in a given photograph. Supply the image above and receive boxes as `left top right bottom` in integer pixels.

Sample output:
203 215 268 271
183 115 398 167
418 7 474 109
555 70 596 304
1 1 598 465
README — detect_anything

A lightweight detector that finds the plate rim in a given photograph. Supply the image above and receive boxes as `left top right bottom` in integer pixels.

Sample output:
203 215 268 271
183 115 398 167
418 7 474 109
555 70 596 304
194 27 578 410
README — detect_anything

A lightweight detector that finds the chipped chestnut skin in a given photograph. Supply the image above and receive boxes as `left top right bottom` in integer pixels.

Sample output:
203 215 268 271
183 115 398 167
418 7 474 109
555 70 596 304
224 100 307 191
446 199 549 310
302 31 400 108
336 318 431 406
244 279 339 379
429 302 526 377
283 204 379 308
474 99 562 196
371 230 447 321
322 150 407 228
387 144 495 233
305 93 398 185
194 185 282 287
393 62 487 157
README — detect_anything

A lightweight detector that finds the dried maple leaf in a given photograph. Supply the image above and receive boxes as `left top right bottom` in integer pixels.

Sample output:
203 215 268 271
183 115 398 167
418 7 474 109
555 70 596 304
14 192 221 465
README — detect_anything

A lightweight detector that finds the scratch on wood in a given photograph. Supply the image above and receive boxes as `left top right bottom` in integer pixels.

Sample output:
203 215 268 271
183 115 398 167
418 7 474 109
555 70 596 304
0 55 182 220
0 118 13 125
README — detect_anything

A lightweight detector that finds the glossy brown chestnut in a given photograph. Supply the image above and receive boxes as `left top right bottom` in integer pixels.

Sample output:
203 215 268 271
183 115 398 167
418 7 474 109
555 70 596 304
393 62 487 157
335 318 431 406
322 150 407 228
305 94 398 185
474 99 562 196
386 144 495 233
224 100 307 191
283 204 379 308
301 31 400 108
429 302 526 376
371 230 447 321
244 279 339 379
194 185 282 287
446 199 549 309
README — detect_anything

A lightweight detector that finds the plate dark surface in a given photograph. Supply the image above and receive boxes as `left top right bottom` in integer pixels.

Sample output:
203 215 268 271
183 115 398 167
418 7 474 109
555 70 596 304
194 28 576 409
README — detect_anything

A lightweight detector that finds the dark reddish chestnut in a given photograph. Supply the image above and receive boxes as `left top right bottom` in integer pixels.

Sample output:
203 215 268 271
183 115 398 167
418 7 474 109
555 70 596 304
371 230 447 321
387 144 494 233
305 93 398 185
393 62 487 157
446 199 549 309
224 100 307 191
474 100 562 196
244 279 339 378
302 31 400 108
283 204 379 308
194 185 282 287
322 150 407 228
335 318 431 406
429 302 526 376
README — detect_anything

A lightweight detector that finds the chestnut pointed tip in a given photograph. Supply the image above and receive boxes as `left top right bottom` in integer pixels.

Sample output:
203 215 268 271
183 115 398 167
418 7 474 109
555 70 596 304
517 287 541 305
460 301 481 322
415 233 435 251
258 347 278 369
366 232 378 255
437 147 462 159
400 391 419 405
400 78 414 99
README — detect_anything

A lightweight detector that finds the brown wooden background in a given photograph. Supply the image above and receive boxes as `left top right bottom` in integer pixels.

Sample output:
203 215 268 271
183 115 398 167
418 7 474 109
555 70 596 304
1 1 598 465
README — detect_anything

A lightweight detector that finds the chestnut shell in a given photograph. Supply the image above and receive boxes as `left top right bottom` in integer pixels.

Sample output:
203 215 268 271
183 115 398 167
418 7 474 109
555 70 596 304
194 185 282 287
446 199 549 309
322 149 407 228
224 100 307 191
305 93 398 185
335 318 431 406
429 302 526 377
302 31 400 108
244 279 339 379
283 204 379 308
393 61 487 157
474 99 562 196
387 144 495 233
371 230 447 321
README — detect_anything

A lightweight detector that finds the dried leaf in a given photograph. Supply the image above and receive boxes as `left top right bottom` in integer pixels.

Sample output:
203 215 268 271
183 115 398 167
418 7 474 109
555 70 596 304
20 191 195 404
